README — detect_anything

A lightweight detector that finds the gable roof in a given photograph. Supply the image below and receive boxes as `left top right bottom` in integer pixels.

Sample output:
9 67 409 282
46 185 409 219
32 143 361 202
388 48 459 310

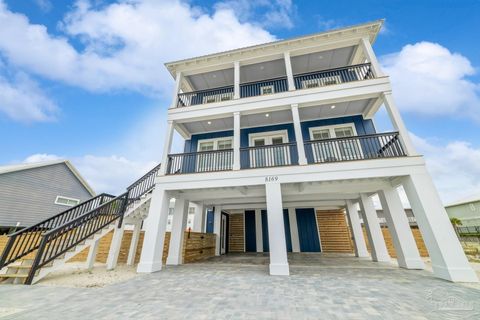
0 160 96 197
445 193 480 208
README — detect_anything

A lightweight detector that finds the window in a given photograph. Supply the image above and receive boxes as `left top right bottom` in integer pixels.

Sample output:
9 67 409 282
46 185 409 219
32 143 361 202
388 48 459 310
197 137 233 171
248 130 290 167
260 85 274 95
55 196 80 207
309 124 361 162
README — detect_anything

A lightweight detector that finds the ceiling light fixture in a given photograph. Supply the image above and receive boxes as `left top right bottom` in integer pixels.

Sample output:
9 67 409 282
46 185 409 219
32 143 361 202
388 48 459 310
207 121 212 125
330 105 336 109
318 55 323 59
212 74 217 78
265 113 270 117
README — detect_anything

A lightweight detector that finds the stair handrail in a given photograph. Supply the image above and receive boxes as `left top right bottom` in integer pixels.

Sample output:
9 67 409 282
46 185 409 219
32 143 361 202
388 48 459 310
25 192 130 284
0 193 115 269
126 163 161 201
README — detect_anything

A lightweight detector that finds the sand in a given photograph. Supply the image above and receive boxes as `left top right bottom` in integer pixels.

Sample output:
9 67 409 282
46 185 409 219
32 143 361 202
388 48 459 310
38 263 139 288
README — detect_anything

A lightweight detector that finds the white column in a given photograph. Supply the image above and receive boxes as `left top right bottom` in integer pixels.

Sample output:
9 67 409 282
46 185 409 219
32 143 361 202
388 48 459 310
378 187 424 269
360 37 384 77
160 120 175 175
345 200 369 258
265 182 289 275
86 239 100 270
213 205 222 256
137 186 170 273
192 202 206 232
288 207 300 253
402 170 478 282
284 51 296 91
106 222 125 270
291 104 307 165
234 61 240 99
383 92 417 156
166 198 189 265
358 194 390 262
233 111 241 170
127 221 142 266
171 71 183 108
255 209 263 252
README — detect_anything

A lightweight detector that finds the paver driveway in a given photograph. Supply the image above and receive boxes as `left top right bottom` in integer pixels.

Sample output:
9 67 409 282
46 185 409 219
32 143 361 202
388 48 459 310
0 254 479 319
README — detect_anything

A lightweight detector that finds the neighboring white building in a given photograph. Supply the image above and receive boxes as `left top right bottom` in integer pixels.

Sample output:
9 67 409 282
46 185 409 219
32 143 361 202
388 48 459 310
131 20 477 282
445 194 480 227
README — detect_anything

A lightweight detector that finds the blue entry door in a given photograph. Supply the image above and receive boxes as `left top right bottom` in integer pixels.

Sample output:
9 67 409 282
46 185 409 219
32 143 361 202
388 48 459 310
261 209 292 252
295 208 321 252
244 210 256 252
206 209 214 233
261 210 269 252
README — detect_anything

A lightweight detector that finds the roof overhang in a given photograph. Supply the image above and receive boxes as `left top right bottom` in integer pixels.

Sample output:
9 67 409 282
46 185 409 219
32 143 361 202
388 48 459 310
165 19 384 78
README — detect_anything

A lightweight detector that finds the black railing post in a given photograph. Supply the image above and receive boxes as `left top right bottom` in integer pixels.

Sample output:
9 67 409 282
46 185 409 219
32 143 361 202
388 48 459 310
0 235 16 269
25 235 48 285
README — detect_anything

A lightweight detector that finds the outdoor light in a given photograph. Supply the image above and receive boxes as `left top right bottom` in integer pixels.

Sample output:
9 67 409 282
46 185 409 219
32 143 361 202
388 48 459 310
330 105 336 109
318 55 323 59
207 121 212 125
265 113 270 117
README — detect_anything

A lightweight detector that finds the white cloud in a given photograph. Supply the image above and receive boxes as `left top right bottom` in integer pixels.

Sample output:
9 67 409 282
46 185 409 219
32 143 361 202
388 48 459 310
215 0 294 29
410 133 480 204
23 153 156 195
34 0 52 13
23 153 62 163
0 71 57 122
0 0 276 95
381 42 480 119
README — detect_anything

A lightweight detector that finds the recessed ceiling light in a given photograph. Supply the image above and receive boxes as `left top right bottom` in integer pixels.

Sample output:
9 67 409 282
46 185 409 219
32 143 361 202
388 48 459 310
212 74 217 78
207 121 212 125
318 55 323 59
330 105 336 109
260 66 265 70
265 113 270 117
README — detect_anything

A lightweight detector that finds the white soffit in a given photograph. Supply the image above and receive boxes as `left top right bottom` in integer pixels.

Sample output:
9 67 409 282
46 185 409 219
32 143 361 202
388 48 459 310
299 99 373 121
291 46 355 75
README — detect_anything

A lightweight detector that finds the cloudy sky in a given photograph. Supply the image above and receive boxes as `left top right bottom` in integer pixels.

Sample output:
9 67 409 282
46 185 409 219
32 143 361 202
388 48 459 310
0 0 479 203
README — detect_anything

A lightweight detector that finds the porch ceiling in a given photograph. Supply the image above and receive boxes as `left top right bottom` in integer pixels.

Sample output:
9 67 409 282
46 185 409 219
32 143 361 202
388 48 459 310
186 68 234 91
291 46 355 75
179 98 374 136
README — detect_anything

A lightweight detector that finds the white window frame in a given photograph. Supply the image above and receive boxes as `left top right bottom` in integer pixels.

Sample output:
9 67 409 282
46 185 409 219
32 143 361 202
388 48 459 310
308 123 362 162
301 75 342 89
260 85 275 95
248 130 291 167
196 137 233 171
54 195 80 207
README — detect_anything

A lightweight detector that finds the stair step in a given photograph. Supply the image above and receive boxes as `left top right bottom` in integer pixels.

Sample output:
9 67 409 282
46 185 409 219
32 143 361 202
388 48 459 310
0 274 28 278
7 265 31 270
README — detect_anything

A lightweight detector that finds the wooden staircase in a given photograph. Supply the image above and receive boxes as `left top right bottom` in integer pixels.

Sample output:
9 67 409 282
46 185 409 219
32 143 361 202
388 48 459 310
0 163 160 285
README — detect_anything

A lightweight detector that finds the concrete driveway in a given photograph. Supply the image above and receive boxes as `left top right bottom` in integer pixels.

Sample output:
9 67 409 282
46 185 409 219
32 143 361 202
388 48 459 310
1 254 479 319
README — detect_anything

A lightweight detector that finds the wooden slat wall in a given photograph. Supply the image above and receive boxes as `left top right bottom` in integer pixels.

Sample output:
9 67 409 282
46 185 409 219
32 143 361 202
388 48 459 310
362 227 429 258
316 210 354 253
229 213 245 252
0 230 216 266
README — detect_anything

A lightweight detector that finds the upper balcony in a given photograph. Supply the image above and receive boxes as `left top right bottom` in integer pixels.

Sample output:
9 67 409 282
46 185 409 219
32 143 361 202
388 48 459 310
165 20 386 115
176 62 374 108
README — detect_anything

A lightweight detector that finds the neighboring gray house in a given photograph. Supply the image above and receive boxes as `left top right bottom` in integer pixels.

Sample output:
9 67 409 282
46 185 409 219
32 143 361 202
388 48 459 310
0 160 95 234
445 194 480 227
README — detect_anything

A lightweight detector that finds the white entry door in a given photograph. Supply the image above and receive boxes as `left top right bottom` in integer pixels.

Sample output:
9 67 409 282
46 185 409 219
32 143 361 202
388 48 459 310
197 138 233 172
220 214 227 255
249 131 290 167
309 124 362 162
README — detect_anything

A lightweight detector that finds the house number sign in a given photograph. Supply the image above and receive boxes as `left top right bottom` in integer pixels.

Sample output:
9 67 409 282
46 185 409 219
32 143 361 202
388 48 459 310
265 176 279 183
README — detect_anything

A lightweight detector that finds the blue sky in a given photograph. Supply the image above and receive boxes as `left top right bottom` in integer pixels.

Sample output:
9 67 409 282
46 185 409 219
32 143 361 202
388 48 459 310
0 0 479 202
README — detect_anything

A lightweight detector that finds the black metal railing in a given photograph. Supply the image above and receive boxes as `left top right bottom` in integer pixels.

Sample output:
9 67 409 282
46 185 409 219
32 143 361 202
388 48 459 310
294 63 374 90
0 162 161 284
0 193 114 269
166 149 233 174
457 226 480 236
25 192 130 284
304 132 405 164
126 163 162 201
177 86 234 107
240 77 288 98
240 142 297 169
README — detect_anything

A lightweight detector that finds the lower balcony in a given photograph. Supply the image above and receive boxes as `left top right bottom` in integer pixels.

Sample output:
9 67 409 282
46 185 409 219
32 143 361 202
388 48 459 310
165 132 406 175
